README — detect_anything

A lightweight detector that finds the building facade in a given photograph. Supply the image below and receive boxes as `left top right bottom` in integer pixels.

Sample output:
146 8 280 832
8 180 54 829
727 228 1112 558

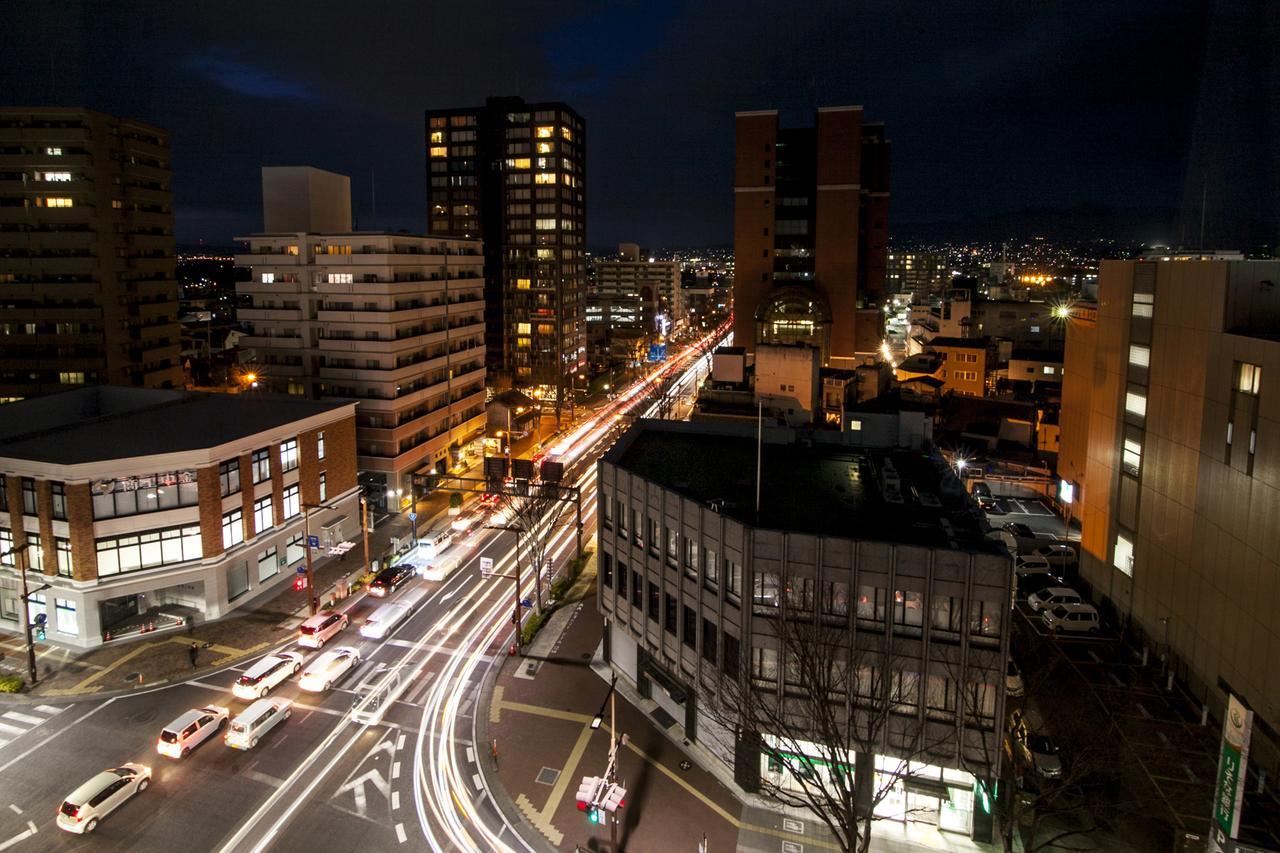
236 168 487 507
887 252 951 296
929 337 991 397
1059 259 1280 771
587 244 682 370
598 420 1008 840
0 387 357 649
424 97 586 394
733 107 890 369
0 107 182 401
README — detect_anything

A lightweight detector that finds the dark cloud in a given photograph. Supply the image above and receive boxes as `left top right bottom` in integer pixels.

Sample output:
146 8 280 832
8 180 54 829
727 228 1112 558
2 0 1274 248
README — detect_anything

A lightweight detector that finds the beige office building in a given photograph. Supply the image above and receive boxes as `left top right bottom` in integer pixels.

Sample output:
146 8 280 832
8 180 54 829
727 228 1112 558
1059 258 1280 768
236 168 486 509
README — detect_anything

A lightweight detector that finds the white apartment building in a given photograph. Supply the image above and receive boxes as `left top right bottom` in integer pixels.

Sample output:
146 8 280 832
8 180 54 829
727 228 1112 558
236 168 487 509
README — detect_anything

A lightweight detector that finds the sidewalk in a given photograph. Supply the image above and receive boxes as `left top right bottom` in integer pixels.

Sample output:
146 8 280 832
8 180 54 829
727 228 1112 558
0 486 457 700
478 569 993 853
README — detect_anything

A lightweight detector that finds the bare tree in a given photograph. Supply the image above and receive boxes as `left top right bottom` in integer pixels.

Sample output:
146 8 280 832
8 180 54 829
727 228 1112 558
496 482 573 615
704 599 958 852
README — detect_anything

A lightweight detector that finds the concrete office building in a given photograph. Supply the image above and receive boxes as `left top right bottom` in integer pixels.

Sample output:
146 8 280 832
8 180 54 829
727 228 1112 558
236 167 486 509
733 107 890 369
0 387 357 649
597 419 1009 840
1059 259 1280 770
0 107 182 401
587 244 682 368
887 252 951 296
424 97 586 395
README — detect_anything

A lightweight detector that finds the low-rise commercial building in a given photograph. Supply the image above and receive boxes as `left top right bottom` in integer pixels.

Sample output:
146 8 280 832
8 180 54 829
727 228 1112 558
597 419 1009 840
0 387 357 648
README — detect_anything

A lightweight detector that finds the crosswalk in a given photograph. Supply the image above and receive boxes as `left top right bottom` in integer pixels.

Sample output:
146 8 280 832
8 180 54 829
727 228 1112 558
0 704 64 749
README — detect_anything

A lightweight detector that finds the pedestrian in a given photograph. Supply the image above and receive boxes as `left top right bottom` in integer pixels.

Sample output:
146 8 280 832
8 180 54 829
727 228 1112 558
188 642 199 670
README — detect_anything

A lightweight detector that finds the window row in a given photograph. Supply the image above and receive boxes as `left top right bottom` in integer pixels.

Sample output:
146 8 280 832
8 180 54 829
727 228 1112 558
96 525 202 577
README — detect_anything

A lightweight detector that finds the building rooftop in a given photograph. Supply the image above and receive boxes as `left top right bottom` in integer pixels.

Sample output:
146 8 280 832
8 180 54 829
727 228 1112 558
0 387 352 465
607 421 997 552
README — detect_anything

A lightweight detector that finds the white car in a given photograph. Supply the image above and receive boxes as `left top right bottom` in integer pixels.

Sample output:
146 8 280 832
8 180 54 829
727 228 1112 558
57 764 151 834
1014 554 1053 577
156 705 230 759
360 601 413 640
1043 602 1100 635
233 651 303 700
297 611 349 649
1028 543 1078 567
1027 586 1083 613
299 646 361 692
225 698 291 750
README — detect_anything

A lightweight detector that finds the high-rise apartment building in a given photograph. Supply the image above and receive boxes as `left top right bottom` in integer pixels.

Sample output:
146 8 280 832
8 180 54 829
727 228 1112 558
236 168 486 508
733 107 890 369
887 251 951 296
0 107 182 401
587 243 682 367
1059 259 1280 768
424 97 586 397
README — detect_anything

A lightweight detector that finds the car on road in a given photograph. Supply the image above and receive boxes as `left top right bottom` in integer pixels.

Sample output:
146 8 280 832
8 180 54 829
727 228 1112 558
1006 659 1025 698
299 646 361 692
57 764 151 834
1043 602 1100 635
360 600 413 640
1010 710 1064 779
1027 586 1084 613
297 610 349 649
368 563 416 598
1014 554 1054 577
233 651 303 700
450 511 482 538
1028 543 1078 567
1003 522 1036 539
225 698 291 750
156 705 230 759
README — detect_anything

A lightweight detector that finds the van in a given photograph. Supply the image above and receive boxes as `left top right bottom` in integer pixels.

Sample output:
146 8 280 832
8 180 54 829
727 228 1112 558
298 611 349 649
224 698 291 750
359 601 412 640
419 523 454 561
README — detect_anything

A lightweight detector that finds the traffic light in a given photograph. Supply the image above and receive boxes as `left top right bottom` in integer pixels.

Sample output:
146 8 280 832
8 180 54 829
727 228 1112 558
588 806 604 824
575 775 604 812
600 783 626 813
35 626 46 641
293 575 308 591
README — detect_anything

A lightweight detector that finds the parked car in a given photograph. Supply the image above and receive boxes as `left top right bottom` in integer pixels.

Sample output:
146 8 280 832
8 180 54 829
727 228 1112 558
1006 659 1025 698
1028 543 1078 567
1003 522 1036 539
1043 602 1100 635
156 705 229 759
297 611 349 649
57 764 151 834
1016 571 1069 598
233 651 303 700
368 564 416 598
225 698 291 750
978 495 1003 513
1010 710 1064 779
1014 554 1054 577
299 646 361 692
1027 586 1083 613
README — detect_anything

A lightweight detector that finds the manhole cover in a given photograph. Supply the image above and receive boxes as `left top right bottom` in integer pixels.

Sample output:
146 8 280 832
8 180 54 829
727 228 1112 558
580 652 591 661
679 759 692 771
536 767 560 786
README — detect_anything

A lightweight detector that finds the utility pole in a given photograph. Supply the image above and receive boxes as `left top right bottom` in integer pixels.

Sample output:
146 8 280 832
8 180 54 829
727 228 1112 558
485 523 526 655
361 493 371 577
2 543 46 686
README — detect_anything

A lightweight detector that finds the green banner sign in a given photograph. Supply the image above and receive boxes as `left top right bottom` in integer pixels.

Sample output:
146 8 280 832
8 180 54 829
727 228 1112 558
1212 694 1254 842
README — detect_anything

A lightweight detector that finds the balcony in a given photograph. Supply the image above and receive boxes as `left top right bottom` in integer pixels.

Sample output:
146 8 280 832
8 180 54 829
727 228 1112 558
239 306 303 322
239 334 304 350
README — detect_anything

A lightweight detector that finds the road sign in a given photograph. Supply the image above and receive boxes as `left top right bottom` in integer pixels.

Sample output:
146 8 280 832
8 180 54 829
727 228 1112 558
521 598 533 609
307 535 320 548
479 557 494 576
296 565 307 574
408 512 417 522
1212 694 1255 844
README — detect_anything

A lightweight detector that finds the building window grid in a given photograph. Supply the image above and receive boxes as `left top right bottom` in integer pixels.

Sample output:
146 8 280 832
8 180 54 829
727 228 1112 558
282 485 300 520
279 439 299 472
96 525 202 577
223 509 244 549
253 497 274 533
55 537 73 577
93 477 199 520
50 482 67 520
21 478 36 515
251 449 271 484
220 460 241 497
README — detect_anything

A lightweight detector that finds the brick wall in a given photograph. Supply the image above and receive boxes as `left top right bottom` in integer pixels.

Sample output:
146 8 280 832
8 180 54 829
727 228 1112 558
5 475 25 551
298 429 321 508
65 482 97 581
239 454 255 540
35 480 55 575
271 442 286 525
197 464 224 559
298 414 357 507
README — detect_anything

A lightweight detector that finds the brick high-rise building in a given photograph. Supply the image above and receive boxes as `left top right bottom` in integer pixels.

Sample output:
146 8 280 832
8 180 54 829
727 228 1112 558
733 107 890 369
0 107 183 402
424 97 586 400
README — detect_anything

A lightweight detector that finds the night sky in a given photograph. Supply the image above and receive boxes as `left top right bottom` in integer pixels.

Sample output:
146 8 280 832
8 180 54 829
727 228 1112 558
3 1 1275 248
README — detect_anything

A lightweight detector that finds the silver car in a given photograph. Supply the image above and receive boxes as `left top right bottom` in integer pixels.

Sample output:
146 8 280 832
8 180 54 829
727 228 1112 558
57 764 151 834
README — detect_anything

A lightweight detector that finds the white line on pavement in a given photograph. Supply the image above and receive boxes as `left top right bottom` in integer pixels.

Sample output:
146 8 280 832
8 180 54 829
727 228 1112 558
6 805 19 814
0 722 26 737
0 821 37 852
1 712 45 726
391 761 401 780
396 733 405 751
32 705 63 716
395 823 407 844
471 773 483 791
391 790 400 811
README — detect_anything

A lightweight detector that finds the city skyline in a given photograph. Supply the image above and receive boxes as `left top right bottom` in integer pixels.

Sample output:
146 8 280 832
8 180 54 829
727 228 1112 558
4 1 1272 249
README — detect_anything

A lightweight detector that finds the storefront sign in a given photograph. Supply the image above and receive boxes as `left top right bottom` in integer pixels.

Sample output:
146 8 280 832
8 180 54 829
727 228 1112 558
92 470 196 495
1212 694 1254 843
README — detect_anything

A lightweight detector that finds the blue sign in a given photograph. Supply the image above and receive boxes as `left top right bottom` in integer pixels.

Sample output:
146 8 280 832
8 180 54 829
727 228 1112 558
296 566 307 575
647 343 668 363
307 535 320 548
408 512 417 521
521 598 534 609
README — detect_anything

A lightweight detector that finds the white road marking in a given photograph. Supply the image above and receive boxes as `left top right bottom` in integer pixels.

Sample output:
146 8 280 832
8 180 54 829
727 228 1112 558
33 705 64 716
391 761 401 779
391 790 400 810
2 712 45 726
466 746 475 764
396 733 405 750
395 822 407 844
242 769 287 787
0 700 113 775
0 821 37 852
472 773 483 790
6 804 19 814
0 722 26 737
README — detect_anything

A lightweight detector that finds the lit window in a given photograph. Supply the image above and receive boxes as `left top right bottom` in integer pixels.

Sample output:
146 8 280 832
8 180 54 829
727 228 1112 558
279 439 299 472
430 146 447 157
1132 292 1154 318
286 245 299 255
517 322 531 334
261 272 275 283
516 278 531 290
111 199 123 209
516 337 531 349
1030 325 1040 333
40 171 72 182
1125 391 1146 418
506 158 531 169
319 472 327 502
41 197 74 208
1122 438 1142 475
1128 344 1150 368
848 419 862 431
537 142 553 154
561 127 573 140
1238 362 1261 395
58 371 85 385
45 147 62 156
327 273 354 284
430 131 444 143
318 430 325 459
535 126 554 138
535 249 555 260
534 172 556 185
1114 533 1134 576
1043 365 1056 375
535 218 556 230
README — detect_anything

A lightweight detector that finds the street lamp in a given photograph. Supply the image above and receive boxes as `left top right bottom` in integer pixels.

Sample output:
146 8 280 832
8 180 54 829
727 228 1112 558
1 542 47 685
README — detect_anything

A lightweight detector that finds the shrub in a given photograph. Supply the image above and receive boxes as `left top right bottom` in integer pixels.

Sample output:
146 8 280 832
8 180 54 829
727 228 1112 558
449 493 463 509
520 610 549 645
0 675 24 693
